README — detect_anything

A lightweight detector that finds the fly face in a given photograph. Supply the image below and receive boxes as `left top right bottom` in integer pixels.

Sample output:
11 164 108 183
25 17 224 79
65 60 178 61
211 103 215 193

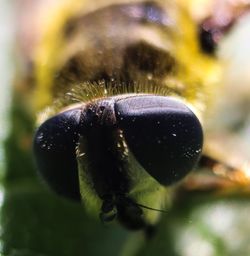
33 1 218 231
34 94 203 230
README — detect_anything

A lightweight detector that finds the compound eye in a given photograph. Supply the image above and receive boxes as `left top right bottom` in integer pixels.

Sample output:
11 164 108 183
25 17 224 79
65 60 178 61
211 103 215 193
115 95 203 185
33 108 82 201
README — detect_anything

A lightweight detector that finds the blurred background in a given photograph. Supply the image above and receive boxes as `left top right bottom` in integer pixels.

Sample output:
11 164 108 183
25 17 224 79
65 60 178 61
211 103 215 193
1 0 250 255
0 0 12 184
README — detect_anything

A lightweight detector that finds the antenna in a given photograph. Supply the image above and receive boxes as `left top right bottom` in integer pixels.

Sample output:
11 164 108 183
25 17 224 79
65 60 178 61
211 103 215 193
135 203 168 213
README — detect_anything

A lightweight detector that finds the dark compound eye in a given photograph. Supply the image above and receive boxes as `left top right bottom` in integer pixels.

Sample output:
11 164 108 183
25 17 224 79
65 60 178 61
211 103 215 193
33 95 203 201
114 95 203 185
33 108 82 201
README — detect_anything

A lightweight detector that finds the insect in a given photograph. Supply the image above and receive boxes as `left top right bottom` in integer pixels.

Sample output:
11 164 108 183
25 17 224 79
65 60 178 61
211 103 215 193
32 0 250 235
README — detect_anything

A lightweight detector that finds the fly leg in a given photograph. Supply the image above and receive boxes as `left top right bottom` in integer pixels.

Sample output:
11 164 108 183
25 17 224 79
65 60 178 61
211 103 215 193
179 154 250 196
